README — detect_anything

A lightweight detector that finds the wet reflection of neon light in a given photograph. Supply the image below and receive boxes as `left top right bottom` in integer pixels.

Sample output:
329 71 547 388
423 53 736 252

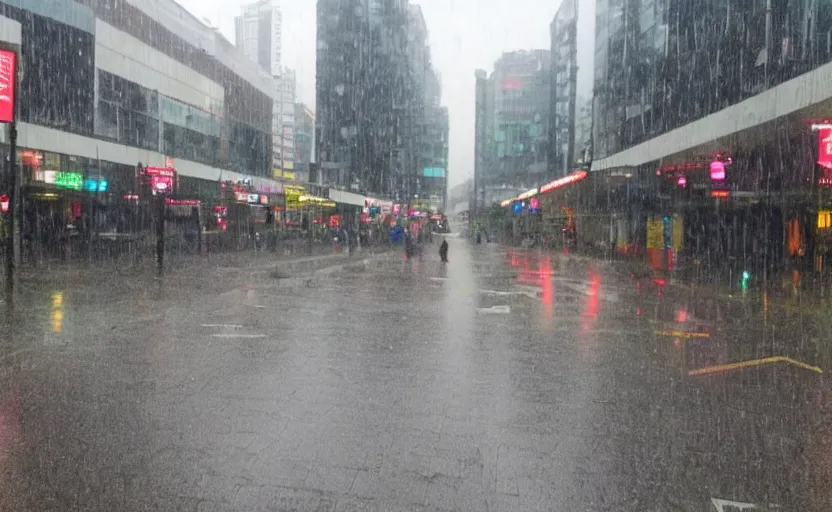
51 291 63 333
688 356 822 376
581 272 600 333
540 257 553 328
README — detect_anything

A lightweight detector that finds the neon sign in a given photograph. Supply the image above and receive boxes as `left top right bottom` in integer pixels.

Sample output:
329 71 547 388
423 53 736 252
710 160 726 181
819 127 832 169
54 172 83 190
540 170 588 195
517 187 539 200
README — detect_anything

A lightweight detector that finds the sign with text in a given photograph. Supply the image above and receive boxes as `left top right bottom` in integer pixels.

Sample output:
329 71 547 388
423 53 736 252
0 49 16 123
819 127 832 170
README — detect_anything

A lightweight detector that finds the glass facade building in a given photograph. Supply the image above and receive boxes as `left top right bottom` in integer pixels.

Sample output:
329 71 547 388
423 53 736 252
0 0 274 177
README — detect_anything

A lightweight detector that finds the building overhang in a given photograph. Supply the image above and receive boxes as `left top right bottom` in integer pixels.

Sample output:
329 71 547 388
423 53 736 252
593 58 832 171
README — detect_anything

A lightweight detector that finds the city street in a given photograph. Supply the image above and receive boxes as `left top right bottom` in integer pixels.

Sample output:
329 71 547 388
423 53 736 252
0 238 828 511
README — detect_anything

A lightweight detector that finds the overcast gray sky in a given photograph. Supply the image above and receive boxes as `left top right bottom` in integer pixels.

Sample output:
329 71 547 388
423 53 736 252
178 0 564 187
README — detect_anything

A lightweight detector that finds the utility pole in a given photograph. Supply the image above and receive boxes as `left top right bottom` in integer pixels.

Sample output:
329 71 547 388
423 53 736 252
5 121 16 298
2 48 18 302
156 193 165 276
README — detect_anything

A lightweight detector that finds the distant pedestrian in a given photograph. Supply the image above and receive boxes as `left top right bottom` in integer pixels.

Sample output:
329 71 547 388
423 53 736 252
439 238 449 263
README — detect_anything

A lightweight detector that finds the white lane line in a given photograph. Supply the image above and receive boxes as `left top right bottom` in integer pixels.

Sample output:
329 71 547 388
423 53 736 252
201 324 243 329
476 305 511 314
480 289 539 299
710 498 760 511
211 334 267 339
253 305 267 309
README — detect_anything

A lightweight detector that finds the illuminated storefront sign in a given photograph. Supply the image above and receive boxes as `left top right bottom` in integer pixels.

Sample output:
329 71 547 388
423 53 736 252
84 179 108 192
710 160 726 181
299 195 336 208
235 192 262 204
145 166 175 195
819 127 832 169
0 50 16 124
285 185 305 209
53 172 83 190
517 187 538 200
540 170 588 194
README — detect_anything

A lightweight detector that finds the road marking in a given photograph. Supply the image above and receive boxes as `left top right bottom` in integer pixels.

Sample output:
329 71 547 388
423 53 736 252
430 277 449 281
253 305 267 309
710 498 760 511
211 334 267 339
655 330 711 338
557 280 619 302
201 324 244 329
480 289 539 299
690 356 822 376
477 305 511 314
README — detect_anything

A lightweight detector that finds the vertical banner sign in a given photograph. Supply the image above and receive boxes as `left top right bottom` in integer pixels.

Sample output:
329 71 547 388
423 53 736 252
0 49 15 123
819 127 832 169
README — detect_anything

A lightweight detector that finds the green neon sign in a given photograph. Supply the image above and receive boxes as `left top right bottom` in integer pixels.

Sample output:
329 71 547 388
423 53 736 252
54 172 83 190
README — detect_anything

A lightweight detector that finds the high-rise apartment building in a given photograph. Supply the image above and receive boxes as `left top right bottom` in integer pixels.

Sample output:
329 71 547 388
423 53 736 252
234 0 282 76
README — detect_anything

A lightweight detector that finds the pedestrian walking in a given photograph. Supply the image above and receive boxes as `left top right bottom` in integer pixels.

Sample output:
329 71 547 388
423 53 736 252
439 238 449 263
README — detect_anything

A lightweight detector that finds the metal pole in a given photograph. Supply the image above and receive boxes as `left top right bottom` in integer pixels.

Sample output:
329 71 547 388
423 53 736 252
5 121 16 298
156 193 164 276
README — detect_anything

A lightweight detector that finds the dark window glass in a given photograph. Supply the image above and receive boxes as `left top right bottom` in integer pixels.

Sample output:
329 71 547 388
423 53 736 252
163 123 219 167
12 11 96 135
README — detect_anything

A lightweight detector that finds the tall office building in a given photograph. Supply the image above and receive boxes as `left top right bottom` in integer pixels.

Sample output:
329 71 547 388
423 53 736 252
316 0 413 196
294 103 315 182
549 0 595 177
234 0 282 76
276 67 296 177
491 50 551 178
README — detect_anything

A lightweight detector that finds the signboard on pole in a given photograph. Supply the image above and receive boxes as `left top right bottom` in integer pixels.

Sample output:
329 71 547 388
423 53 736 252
0 49 16 124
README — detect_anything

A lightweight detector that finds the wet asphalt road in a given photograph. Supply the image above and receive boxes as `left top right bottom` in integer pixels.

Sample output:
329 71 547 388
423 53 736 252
0 238 830 511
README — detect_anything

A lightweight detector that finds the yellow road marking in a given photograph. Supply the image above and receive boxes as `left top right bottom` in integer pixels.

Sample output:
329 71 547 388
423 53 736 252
688 356 822 376
654 330 711 338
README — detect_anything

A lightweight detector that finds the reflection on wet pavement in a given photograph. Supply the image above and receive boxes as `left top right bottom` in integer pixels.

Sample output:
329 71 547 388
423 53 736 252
0 240 829 510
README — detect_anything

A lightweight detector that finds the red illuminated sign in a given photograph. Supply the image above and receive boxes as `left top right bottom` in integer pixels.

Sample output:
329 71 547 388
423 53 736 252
0 50 16 124
677 175 687 187
710 160 726 181
540 170 588 195
711 189 730 198
819 127 832 169
0 194 8 213
144 166 175 177
166 198 200 206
